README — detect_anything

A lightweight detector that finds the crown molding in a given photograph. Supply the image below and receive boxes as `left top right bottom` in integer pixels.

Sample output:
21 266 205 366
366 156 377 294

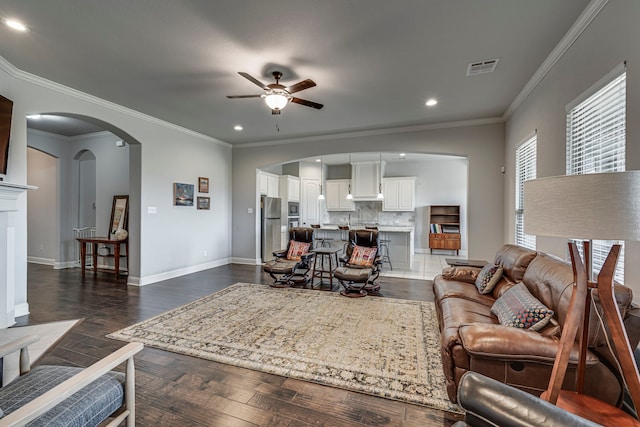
503 0 609 119
0 55 231 148
233 117 504 149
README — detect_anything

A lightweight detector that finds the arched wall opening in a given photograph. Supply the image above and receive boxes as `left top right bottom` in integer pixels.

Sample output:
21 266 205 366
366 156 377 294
25 113 142 277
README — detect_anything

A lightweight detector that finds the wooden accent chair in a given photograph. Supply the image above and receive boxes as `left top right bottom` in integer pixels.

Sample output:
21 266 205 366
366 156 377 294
541 243 640 425
263 227 315 287
0 335 142 426
334 229 382 297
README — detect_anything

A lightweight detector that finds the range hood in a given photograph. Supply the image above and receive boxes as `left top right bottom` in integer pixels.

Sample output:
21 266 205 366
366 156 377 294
351 161 385 201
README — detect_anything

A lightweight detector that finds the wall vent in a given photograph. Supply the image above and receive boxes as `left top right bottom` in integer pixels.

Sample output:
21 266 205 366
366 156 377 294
466 58 499 76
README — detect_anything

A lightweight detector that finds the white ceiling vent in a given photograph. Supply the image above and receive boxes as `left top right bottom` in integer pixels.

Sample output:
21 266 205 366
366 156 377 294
466 58 499 76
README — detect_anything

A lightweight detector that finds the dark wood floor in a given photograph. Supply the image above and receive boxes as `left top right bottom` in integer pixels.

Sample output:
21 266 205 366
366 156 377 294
17 263 463 426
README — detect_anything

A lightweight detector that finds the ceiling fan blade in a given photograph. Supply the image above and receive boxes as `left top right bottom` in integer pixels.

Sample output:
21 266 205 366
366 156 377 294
226 94 262 99
238 72 269 90
291 97 324 109
286 79 316 94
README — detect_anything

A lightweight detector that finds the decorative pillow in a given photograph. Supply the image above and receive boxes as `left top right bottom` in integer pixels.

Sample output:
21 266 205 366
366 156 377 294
491 282 555 331
349 245 377 267
286 240 310 261
475 264 503 294
441 266 481 284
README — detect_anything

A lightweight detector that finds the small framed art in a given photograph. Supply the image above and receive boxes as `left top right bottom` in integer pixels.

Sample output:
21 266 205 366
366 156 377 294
198 177 209 193
173 182 194 206
197 196 210 210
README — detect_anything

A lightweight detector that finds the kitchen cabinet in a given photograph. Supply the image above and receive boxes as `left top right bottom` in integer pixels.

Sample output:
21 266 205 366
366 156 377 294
382 177 415 211
279 175 300 202
325 179 355 211
300 178 321 226
259 171 279 197
351 161 385 200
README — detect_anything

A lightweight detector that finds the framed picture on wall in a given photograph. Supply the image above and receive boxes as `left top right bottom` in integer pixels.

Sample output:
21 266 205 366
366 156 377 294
173 182 194 206
197 196 210 210
198 177 209 193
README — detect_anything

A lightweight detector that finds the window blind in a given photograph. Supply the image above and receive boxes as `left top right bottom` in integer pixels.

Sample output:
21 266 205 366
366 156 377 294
515 135 536 250
567 70 626 282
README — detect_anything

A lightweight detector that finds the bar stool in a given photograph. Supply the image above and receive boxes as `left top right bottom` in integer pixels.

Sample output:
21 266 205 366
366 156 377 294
365 226 392 270
310 224 333 248
338 225 350 254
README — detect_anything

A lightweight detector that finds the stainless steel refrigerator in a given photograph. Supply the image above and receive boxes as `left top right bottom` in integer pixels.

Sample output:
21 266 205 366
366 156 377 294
261 196 282 262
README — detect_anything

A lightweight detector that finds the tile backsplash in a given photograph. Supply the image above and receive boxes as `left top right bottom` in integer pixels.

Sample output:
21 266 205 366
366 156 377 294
323 201 415 226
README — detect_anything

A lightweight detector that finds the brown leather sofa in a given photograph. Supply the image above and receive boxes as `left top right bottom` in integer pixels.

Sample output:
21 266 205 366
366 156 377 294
433 244 640 404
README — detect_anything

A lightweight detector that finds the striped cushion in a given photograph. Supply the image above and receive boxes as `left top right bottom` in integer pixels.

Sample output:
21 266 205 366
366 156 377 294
0 365 124 426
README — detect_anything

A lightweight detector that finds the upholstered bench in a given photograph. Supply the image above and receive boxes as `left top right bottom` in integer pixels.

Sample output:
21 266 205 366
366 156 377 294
0 335 142 427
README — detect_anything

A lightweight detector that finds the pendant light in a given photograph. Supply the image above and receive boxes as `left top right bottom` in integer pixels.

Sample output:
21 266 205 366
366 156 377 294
346 154 353 200
318 157 325 200
377 152 384 199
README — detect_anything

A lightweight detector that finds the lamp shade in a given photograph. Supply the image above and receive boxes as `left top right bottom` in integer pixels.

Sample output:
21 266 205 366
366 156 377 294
523 171 640 241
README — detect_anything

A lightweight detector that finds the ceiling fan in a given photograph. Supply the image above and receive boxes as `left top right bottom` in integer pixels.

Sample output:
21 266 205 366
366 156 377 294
227 71 323 115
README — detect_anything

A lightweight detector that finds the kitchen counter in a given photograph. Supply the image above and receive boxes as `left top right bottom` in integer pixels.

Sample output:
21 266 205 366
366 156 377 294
320 224 414 233
317 224 415 269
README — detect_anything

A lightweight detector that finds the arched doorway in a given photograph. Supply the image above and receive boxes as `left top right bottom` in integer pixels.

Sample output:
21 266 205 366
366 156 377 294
25 113 142 278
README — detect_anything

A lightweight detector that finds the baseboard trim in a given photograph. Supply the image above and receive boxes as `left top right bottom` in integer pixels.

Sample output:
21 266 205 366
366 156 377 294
54 261 77 270
230 257 261 265
27 257 54 266
14 303 30 317
132 258 231 287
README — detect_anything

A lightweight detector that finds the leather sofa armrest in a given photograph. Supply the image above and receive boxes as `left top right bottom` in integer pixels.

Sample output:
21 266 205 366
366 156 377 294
459 323 599 364
624 305 640 351
456 371 600 427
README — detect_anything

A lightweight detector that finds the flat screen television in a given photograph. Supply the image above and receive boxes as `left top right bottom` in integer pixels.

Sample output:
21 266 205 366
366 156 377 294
0 95 13 176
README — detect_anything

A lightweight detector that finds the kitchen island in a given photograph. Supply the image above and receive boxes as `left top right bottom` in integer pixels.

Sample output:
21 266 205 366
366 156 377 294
319 225 414 270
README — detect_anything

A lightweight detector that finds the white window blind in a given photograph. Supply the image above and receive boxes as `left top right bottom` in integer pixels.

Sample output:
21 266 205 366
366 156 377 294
567 69 626 282
515 135 536 250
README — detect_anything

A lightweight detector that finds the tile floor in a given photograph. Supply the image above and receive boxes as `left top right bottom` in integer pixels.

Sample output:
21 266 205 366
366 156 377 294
379 253 466 281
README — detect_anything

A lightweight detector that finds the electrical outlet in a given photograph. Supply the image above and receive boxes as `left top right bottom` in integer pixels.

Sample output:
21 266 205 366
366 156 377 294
203 250 207 256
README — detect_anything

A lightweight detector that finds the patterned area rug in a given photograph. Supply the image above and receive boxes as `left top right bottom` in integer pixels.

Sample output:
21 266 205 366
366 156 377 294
108 283 459 413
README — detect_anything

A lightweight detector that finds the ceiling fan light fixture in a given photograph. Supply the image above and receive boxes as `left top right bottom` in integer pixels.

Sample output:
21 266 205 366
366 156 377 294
264 92 289 110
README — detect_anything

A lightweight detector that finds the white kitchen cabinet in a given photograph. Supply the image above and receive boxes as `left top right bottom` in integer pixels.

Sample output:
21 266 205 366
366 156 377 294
259 171 279 197
287 176 300 202
351 161 385 200
382 177 415 211
326 179 355 211
300 178 321 226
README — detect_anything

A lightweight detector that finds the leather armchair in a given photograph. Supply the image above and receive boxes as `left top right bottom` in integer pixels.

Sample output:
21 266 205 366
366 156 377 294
334 229 382 297
263 227 315 287
453 372 600 427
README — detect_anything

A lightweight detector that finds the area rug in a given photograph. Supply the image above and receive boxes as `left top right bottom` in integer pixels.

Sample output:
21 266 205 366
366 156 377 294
107 283 459 413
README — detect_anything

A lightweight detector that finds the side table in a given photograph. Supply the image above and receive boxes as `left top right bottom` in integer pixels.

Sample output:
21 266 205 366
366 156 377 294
77 236 128 279
445 258 488 268
311 247 341 290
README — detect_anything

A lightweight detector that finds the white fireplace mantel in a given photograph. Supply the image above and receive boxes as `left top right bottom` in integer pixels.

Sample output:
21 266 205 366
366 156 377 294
0 181 37 211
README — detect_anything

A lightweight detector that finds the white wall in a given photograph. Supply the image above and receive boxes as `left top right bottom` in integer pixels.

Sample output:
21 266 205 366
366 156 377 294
504 1 640 300
27 147 57 264
0 57 232 326
78 150 96 229
233 122 505 264
385 158 468 252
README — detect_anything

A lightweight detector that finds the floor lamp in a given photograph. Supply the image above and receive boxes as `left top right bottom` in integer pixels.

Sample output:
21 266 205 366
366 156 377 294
524 171 640 424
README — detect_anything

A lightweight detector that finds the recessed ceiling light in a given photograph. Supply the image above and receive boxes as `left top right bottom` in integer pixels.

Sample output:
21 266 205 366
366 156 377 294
425 99 438 107
233 125 243 131
399 153 406 159
4 18 28 32
315 159 321 162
